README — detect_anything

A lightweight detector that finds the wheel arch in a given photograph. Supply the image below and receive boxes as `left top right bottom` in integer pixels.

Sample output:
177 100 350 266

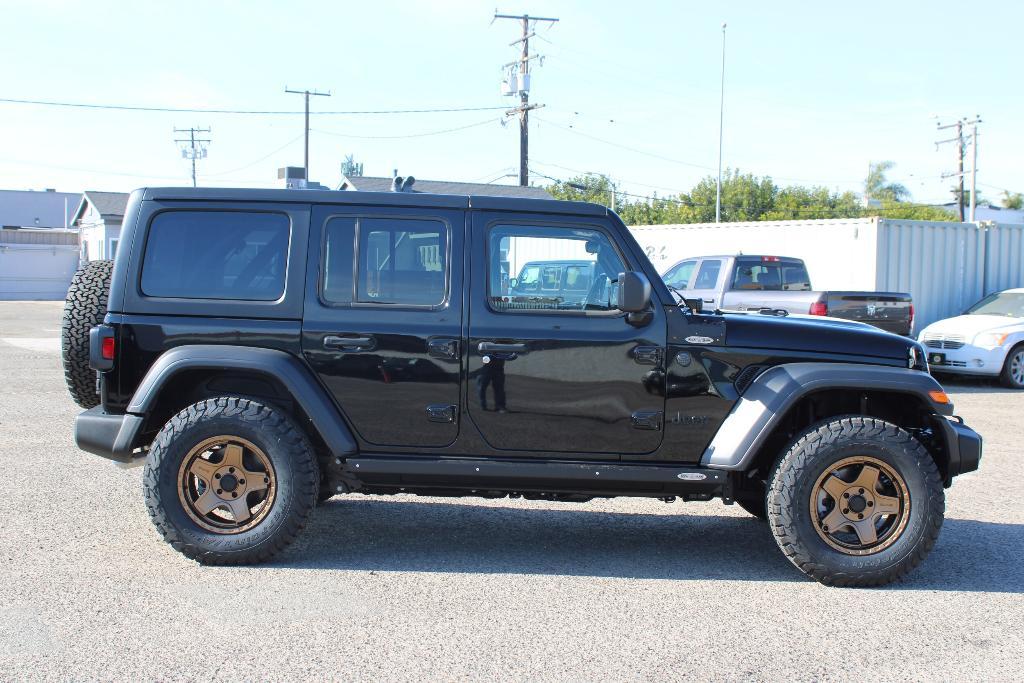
702 363 958 484
127 345 358 460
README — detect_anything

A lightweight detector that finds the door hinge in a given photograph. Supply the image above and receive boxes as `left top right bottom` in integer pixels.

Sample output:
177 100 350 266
631 345 663 366
631 410 663 431
426 404 457 423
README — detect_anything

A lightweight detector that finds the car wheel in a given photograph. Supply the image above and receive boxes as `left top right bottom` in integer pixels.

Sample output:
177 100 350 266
143 397 319 564
767 416 944 586
999 345 1024 389
61 259 113 408
735 490 767 520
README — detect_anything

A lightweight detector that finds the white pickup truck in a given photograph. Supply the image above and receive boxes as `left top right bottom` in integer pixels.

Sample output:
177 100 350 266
662 254 915 336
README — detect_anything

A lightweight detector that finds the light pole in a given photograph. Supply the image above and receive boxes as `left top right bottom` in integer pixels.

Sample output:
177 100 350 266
715 22 727 224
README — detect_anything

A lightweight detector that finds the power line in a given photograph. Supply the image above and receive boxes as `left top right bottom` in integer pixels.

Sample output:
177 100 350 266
0 96 508 116
202 134 305 177
494 11 559 186
311 117 499 140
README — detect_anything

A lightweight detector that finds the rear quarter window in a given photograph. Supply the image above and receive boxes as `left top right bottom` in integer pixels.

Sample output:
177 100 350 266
141 211 290 300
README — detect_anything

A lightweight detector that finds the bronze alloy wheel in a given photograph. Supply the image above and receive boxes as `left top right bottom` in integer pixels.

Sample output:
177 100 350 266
809 456 911 556
177 435 277 534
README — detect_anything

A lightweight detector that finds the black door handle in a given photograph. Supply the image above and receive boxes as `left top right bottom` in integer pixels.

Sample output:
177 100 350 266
478 341 527 353
324 335 375 350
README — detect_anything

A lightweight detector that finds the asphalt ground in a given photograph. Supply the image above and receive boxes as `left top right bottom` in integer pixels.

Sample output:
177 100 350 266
0 301 1021 681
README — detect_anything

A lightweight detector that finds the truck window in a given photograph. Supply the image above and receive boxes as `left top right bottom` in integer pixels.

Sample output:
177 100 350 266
663 260 696 290
141 210 290 301
732 258 811 291
694 259 722 289
488 226 625 312
355 217 447 306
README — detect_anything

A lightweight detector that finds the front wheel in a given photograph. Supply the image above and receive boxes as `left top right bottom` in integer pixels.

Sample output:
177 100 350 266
999 345 1024 389
767 416 944 586
143 397 319 564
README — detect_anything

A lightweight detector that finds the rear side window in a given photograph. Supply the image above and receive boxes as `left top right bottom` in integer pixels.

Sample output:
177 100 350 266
358 218 446 306
693 259 722 289
141 211 290 300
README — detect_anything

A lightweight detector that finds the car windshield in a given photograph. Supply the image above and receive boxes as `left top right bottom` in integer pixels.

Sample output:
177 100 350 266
966 292 1024 318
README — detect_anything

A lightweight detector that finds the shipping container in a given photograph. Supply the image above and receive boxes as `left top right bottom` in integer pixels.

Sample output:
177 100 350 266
629 217 1022 331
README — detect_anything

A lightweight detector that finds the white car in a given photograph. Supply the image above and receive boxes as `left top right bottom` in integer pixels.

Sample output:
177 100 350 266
918 288 1024 388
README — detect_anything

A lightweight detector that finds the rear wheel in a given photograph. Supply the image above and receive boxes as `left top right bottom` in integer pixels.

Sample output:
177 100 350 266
61 259 113 408
767 416 944 586
143 397 319 564
999 345 1024 389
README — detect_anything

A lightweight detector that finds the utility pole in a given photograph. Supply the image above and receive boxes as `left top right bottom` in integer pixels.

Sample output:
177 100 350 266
969 120 980 222
716 22 727 224
285 87 331 183
494 12 558 186
173 127 211 187
936 116 981 221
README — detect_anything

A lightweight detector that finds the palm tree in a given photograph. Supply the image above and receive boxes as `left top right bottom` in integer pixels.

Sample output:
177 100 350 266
865 161 910 202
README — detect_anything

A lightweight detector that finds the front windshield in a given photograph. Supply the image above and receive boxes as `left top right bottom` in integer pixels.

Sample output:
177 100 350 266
966 292 1024 318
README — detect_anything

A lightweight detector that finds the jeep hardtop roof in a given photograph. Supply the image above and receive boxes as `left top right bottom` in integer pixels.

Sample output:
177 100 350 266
138 187 608 217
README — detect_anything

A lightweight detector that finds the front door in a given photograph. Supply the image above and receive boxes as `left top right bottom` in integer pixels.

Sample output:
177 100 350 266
302 205 465 448
467 212 666 456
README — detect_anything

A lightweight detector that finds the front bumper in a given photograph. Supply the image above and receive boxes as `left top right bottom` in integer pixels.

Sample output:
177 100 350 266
935 415 983 484
74 407 145 464
926 343 1007 376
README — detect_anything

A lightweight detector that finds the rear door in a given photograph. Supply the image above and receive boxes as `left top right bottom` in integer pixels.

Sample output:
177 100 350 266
467 211 666 456
302 204 465 448
688 258 725 309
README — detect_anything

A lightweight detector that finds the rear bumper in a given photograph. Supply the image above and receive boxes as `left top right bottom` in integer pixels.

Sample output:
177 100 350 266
74 407 144 464
936 415 982 483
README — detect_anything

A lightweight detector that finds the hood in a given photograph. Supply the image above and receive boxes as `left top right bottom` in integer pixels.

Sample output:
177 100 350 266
921 314 1024 339
724 312 914 361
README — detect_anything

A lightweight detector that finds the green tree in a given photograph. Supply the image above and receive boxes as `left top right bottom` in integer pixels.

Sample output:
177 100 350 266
678 170 776 222
1002 191 1023 210
865 161 910 202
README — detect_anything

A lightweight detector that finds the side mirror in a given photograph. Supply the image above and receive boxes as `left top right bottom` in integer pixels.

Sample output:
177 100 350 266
617 271 652 313
684 298 703 314
509 277 519 288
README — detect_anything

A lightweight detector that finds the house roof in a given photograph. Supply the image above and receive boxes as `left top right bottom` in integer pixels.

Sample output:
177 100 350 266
72 191 130 225
0 189 80 229
338 175 553 200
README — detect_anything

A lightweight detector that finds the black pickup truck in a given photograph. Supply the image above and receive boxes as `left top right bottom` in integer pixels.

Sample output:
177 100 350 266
62 187 979 586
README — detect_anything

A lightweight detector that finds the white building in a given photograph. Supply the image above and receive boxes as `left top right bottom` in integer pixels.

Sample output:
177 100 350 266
0 189 82 300
72 191 129 263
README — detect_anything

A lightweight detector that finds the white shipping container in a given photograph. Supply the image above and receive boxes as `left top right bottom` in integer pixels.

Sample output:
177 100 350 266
984 223 1024 296
629 217 1020 331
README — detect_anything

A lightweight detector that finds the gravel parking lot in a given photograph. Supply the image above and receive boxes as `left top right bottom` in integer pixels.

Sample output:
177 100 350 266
0 300 1021 681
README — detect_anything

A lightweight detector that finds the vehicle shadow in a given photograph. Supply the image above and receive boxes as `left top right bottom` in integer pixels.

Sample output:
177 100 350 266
276 499 1024 593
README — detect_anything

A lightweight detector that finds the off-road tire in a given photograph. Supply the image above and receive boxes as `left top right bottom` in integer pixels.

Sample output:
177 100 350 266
767 416 944 586
998 344 1024 389
61 259 114 408
143 397 320 564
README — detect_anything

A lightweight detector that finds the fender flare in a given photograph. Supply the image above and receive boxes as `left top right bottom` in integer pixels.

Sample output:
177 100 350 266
127 345 358 458
701 362 954 471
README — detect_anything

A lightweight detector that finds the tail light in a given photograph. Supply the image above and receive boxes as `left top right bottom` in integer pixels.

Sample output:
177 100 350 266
101 336 116 360
809 301 828 316
909 304 915 331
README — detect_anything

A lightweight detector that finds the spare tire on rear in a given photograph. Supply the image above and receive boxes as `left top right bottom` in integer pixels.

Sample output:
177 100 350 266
62 259 114 408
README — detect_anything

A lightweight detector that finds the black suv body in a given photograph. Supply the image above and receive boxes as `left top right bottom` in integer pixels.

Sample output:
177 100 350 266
70 187 981 585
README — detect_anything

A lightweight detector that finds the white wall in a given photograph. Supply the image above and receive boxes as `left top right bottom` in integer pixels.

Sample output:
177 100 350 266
0 244 80 300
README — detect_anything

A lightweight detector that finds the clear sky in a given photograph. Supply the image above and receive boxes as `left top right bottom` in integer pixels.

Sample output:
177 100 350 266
1 0 1020 207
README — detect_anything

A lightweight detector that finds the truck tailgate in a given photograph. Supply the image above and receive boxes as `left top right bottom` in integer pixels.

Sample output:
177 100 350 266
824 292 913 336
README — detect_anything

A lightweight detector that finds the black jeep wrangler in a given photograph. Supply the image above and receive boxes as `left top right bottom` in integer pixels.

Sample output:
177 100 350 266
63 187 981 586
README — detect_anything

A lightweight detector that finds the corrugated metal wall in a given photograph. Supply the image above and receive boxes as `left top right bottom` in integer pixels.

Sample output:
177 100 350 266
984 223 1024 295
873 220 986 330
